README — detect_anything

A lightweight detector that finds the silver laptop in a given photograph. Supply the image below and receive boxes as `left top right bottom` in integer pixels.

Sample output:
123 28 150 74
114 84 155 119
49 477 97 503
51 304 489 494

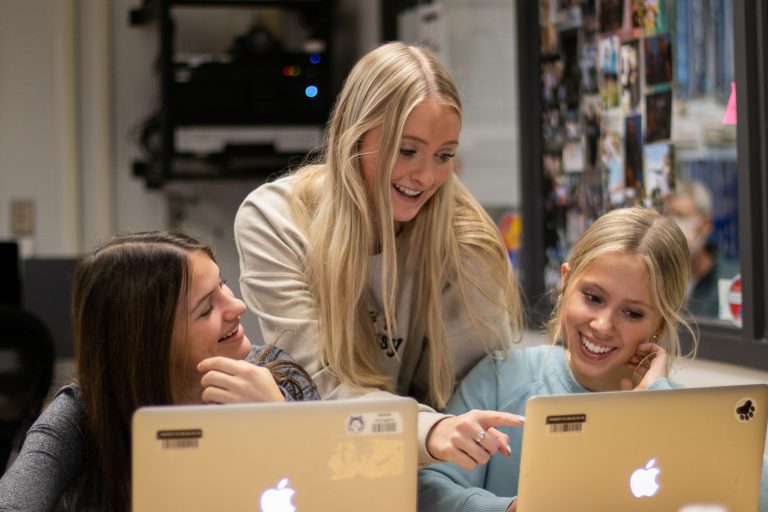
132 396 418 512
517 384 768 512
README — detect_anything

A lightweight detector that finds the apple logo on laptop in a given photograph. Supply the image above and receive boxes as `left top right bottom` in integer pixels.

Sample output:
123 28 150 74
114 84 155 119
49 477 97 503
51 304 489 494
629 459 660 498
260 478 296 512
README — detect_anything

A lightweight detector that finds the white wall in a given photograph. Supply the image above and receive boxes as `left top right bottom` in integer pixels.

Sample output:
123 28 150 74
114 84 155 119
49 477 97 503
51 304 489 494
78 1 115 249
440 0 520 209
0 1 80 255
395 1 520 209
0 0 168 255
111 0 170 235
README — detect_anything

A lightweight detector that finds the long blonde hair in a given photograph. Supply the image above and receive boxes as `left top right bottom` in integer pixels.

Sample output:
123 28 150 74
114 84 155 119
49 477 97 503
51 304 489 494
548 207 697 365
290 42 522 408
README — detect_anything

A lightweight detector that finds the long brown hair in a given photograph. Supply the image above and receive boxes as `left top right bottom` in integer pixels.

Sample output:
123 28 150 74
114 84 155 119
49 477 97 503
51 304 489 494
74 231 208 511
73 231 308 511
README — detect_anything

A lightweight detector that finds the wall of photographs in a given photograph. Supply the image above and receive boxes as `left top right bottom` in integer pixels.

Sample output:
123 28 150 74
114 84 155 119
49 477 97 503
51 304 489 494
538 0 739 321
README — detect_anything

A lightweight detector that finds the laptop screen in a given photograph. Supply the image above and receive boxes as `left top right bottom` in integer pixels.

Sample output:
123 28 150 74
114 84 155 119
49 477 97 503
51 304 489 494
516 384 768 511
132 397 418 512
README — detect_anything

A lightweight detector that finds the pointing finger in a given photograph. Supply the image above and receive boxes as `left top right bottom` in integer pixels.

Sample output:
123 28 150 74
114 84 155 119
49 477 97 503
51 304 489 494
476 410 526 428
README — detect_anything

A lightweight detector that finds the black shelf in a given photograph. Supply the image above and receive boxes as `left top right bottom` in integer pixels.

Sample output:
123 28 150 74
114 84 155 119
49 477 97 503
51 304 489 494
130 0 328 22
168 1 326 5
130 0 335 189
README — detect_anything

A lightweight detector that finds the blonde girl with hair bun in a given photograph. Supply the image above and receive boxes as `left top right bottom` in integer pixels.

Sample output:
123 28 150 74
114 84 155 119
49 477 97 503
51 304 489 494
417 207 763 512
549 205 696 390
235 41 525 468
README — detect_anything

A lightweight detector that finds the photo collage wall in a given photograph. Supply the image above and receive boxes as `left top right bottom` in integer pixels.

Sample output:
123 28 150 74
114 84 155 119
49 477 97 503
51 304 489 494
538 0 737 296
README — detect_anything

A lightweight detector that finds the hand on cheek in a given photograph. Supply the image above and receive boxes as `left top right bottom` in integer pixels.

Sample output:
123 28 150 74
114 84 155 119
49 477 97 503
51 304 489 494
197 356 285 404
621 342 669 391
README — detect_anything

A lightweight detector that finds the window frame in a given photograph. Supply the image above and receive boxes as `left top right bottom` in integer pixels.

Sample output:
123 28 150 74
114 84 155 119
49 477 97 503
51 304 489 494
517 0 768 370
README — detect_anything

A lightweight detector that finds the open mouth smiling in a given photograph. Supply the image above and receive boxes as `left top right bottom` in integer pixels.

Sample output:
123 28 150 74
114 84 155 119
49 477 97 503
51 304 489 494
580 333 616 356
218 326 239 343
393 183 423 198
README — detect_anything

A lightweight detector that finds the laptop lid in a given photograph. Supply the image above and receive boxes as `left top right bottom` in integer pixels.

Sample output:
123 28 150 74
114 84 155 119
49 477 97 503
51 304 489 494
517 384 768 512
132 397 418 512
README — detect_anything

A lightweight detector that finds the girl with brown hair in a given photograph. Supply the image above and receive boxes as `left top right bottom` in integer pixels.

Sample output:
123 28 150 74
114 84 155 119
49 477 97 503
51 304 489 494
0 231 317 511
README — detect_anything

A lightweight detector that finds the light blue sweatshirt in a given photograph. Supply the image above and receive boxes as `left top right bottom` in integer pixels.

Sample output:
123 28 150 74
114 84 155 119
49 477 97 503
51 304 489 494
418 344 768 512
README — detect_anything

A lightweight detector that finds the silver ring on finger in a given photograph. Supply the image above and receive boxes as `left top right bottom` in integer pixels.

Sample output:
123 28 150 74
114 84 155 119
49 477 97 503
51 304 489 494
473 430 486 443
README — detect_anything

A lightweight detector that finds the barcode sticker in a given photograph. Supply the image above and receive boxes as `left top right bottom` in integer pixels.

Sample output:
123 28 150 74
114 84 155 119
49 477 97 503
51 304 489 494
161 438 200 449
545 414 586 435
157 429 202 449
548 422 583 434
372 422 398 433
345 412 403 436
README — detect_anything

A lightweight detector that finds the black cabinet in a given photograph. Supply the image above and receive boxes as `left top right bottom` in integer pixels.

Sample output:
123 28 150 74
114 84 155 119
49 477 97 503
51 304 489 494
130 0 335 188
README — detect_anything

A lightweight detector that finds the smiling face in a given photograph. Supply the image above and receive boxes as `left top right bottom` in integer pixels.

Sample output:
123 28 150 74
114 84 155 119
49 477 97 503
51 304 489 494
561 251 663 391
359 97 460 228
171 250 251 402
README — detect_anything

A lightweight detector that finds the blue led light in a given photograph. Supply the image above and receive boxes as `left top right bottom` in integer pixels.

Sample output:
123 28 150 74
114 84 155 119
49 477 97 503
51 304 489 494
305 85 318 98
309 54 321 64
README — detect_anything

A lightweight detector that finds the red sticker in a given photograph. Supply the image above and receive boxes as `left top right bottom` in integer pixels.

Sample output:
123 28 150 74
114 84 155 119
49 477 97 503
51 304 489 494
728 275 742 327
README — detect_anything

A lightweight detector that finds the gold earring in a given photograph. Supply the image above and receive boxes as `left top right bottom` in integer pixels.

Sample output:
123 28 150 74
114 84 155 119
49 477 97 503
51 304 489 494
651 331 660 343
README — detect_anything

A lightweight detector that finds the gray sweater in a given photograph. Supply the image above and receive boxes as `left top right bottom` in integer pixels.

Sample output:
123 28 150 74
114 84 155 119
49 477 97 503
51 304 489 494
0 345 319 511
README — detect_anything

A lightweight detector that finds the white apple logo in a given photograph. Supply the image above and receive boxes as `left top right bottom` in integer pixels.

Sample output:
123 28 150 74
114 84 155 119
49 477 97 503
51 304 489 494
629 459 661 498
260 478 296 512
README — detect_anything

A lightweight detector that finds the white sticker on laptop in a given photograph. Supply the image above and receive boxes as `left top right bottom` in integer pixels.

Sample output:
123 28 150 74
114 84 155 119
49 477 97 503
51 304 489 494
345 412 402 435
329 439 405 480
545 414 586 434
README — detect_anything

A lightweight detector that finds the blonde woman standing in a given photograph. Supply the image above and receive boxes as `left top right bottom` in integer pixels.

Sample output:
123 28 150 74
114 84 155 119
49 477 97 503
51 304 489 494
235 41 524 467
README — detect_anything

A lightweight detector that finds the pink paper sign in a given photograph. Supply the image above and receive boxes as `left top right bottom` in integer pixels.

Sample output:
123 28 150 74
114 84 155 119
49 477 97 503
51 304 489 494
722 81 737 125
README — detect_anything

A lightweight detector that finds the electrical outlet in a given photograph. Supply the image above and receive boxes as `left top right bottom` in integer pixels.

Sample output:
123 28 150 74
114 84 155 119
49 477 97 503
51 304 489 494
10 199 35 236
